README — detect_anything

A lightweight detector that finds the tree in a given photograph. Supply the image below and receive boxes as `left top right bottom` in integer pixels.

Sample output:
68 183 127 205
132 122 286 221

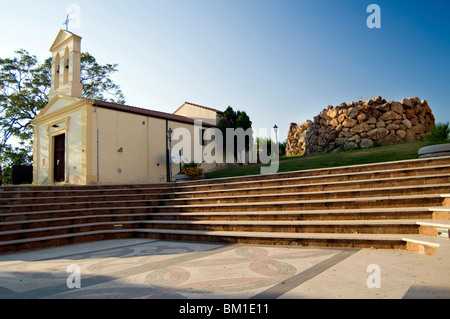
0 49 125 184
0 143 32 185
79 53 126 103
425 123 450 145
217 106 253 163
256 137 287 158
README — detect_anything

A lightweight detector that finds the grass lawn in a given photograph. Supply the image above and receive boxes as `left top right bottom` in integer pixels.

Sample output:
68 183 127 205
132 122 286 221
205 141 429 179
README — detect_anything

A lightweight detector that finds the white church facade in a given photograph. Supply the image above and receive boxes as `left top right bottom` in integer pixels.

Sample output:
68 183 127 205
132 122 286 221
31 29 225 185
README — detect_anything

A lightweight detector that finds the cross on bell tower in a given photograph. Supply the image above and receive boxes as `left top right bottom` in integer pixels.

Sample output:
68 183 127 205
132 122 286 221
63 15 71 31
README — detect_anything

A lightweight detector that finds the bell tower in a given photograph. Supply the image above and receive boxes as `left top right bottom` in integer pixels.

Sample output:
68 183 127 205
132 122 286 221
48 29 83 100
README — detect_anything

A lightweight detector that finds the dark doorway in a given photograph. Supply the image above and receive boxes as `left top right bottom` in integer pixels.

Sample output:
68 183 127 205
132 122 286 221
53 134 65 183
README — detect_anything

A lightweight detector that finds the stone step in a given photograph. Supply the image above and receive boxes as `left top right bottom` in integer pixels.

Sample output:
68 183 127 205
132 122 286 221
154 195 446 213
0 229 134 254
3 214 447 242
0 199 165 214
416 219 450 237
0 207 434 225
0 193 445 215
1 157 449 197
2 174 449 207
161 184 450 205
401 234 444 256
175 156 450 187
0 207 155 223
0 213 150 231
0 227 442 256
1 182 448 207
0 182 171 193
2 164 449 202
136 230 444 256
0 212 432 234
173 165 450 193
0 193 167 206
0 185 170 199
124 219 424 235
432 207 450 220
146 207 434 221
0 219 428 243
168 174 450 199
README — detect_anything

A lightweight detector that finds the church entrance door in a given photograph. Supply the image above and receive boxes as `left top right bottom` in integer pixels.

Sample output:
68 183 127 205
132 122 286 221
53 134 66 183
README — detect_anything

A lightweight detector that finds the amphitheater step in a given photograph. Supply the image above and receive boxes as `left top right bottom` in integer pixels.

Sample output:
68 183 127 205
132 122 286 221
0 228 420 255
120 219 424 234
0 191 446 215
152 195 446 213
417 220 450 237
1 159 449 198
1 184 448 209
2 174 449 202
0 157 449 255
1 166 448 203
161 184 450 205
0 219 425 241
0 207 435 230
0 227 442 256
145 207 434 221
432 207 450 220
168 175 450 198
0 192 167 206
3 217 447 243
171 165 450 192
0 185 171 199
176 157 450 186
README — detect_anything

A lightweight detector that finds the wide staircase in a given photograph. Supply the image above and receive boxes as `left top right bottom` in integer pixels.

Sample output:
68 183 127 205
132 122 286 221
1 157 450 256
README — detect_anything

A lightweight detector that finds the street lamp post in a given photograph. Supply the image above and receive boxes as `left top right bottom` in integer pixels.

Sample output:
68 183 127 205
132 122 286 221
273 125 279 158
273 125 279 144
167 128 173 182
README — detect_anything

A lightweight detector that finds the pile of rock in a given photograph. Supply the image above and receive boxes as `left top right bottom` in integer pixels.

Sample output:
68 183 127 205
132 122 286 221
286 96 435 156
285 121 312 156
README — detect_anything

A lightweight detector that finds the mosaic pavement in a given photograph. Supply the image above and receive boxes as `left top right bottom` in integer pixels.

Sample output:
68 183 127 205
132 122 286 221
0 239 431 299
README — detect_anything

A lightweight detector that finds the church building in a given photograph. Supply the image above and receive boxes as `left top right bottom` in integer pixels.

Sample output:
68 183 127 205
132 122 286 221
31 29 224 185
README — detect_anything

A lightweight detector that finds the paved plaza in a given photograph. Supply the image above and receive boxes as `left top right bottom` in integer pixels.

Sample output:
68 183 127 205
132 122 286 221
0 238 447 299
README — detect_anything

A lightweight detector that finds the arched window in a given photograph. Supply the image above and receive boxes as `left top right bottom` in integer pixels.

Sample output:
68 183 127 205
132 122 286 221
63 47 69 85
54 53 60 89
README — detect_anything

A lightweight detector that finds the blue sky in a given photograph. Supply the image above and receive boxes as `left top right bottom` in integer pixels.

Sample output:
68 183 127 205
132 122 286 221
1 0 449 141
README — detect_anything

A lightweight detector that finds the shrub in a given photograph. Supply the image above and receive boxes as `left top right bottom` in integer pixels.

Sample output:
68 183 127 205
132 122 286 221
425 123 450 144
181 162 204 177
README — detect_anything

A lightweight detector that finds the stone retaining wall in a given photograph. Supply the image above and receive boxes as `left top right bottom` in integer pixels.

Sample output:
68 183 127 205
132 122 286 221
286 97 435 156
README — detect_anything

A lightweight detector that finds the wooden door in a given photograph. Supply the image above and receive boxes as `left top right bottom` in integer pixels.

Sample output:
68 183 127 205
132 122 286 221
53 134 65 183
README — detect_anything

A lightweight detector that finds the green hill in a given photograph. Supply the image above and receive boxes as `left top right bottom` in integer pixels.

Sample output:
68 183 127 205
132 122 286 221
205 141 429 179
